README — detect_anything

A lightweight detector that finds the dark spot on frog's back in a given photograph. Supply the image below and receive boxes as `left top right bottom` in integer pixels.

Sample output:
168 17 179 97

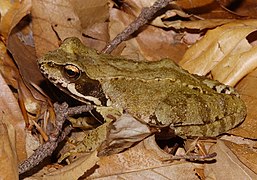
75 73 108 105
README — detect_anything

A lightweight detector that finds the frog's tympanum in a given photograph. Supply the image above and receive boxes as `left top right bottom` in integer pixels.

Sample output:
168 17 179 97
38 37 246 157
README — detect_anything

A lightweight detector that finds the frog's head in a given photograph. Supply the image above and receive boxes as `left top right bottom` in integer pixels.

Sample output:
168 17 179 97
38 37 107 106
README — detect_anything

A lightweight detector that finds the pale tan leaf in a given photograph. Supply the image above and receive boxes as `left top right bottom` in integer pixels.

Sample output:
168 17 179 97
123 0 157 16
31 0 82 57
88 136 171 178
219 136 257 174
212 42 257 86
99 113 152 156
92 162 203 180
222 139 257 174
179 20 257 86
72 0 109 29
205 140 257 179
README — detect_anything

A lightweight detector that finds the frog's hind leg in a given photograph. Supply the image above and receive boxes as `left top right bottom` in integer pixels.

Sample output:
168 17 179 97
155 91 246 137
173 112 245 137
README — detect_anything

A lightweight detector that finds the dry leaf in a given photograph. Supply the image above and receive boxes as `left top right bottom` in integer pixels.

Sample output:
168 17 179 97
0 115 19 180
0 72 26 162
31 0 109 57
7 26 47 115
109 7 186 62
179 20 257 86
89 136 204 179
223 139 257 174
205 140 257 179
0 0 31 38
159 19 233 30
219 0 257 18
229 69 257 139
42 151 99 180
176 0 215 9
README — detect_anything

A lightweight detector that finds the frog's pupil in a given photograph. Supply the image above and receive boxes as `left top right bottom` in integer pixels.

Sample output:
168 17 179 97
66 69 76 76
64 65 80 79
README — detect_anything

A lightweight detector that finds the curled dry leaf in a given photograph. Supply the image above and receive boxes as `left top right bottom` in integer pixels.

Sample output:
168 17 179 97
98 113 152 156
179 20 257 86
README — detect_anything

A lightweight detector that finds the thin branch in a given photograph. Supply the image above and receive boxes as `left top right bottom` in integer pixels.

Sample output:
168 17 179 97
18 103 94 174
102 0 172 54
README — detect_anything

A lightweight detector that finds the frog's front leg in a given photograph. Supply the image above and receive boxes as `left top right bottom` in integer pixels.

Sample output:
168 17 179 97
154 91 246 137
67 116 100 130
84 106 153 156
58 121 109 163
59 106 152 161
58 106 120 162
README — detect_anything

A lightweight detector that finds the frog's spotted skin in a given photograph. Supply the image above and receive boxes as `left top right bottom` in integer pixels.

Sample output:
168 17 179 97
38 37 246 138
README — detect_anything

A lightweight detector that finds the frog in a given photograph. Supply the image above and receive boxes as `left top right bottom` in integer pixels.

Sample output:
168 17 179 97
38 37 246 157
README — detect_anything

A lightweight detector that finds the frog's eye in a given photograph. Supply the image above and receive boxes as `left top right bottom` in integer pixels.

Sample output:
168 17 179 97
64 64 81 80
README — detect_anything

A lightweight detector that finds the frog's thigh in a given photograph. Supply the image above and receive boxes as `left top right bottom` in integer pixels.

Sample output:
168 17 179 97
155 92 244 137
155 92 210 126
174 114 237 137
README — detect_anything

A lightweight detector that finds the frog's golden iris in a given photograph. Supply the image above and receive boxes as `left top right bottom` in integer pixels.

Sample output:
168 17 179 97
63 64 81 80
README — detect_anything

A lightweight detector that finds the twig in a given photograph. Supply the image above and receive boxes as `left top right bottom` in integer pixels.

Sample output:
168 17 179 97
164 152 217 161
18 103 94 174
102 0 172 54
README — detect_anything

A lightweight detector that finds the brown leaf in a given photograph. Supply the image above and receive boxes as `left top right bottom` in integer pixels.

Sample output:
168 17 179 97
220 0 257 18
7 23 48 116
177 0 246 19
0 73 26 162
31 0 109 57
0 0 31 38
229 69 257 139
109 7 186 62
0 114 19 180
